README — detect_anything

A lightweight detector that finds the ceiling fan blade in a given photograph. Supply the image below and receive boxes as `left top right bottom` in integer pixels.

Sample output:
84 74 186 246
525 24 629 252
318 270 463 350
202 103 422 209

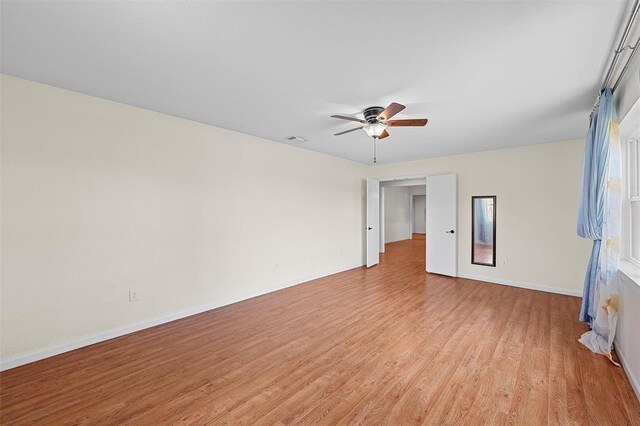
378 129 390 139
334 126 364 136
331 114 366 123
387 118 428 127
378 102 406 120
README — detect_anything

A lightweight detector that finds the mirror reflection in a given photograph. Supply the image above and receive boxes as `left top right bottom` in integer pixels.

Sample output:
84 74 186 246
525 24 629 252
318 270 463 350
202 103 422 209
472 196 496 266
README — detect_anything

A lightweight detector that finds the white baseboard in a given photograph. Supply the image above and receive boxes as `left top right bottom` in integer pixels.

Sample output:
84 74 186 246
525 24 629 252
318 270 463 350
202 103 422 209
616 339 640 402
457 273 583 297
0 261 364 372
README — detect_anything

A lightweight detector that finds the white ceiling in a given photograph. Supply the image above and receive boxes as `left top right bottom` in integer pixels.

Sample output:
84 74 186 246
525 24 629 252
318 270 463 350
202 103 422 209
0 1 628 164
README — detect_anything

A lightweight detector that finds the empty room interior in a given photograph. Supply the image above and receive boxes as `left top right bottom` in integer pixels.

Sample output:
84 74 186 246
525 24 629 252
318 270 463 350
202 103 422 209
2 0 640 424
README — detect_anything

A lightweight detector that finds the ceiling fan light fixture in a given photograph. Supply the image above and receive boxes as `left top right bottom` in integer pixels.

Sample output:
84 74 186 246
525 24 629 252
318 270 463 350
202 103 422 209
363 122 387 138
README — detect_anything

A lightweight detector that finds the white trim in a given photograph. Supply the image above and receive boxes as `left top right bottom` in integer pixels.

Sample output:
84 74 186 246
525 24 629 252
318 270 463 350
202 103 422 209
620 95 640 140
615 338 640 402
621 97 640 268
620 260 640 291
377 174 427 182
0 261 364 372
457 273 582 297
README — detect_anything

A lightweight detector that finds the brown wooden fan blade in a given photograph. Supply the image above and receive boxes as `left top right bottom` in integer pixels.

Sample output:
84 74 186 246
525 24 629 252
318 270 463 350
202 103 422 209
334 126 363 136
331 114 366 123
378 102 406 120
387 118 428 127
378 129 390 139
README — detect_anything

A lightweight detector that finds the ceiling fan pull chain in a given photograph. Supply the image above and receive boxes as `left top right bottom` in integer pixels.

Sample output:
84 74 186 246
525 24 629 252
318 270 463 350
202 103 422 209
373 138 377 164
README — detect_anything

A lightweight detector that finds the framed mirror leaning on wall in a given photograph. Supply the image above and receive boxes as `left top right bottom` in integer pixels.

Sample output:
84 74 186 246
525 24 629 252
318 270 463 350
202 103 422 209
472 196 496 266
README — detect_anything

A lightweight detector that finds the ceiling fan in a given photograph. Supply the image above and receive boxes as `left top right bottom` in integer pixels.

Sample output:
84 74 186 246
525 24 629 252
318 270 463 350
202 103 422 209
331 102 428 140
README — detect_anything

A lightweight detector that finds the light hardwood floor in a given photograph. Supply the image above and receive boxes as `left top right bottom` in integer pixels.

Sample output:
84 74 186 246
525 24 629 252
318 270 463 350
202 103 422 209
1 238 639 424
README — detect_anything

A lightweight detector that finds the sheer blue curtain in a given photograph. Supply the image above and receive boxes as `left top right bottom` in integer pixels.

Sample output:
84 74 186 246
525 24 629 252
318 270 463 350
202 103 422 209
577 88 622 363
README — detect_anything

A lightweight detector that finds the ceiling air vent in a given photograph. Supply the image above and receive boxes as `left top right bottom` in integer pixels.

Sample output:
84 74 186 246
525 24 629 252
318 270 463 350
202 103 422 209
286 136 308 143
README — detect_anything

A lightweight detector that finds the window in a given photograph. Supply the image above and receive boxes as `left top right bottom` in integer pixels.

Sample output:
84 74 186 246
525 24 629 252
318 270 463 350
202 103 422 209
628 137 640 265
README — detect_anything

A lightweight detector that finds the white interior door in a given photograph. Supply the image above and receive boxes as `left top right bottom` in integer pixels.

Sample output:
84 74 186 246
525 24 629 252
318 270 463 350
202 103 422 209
366 179 380 267
426 174 457 276
379 187 385 253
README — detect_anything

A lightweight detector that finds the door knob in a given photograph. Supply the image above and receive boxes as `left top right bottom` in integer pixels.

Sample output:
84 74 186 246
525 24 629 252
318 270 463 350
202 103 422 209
446 230 455 234
367 227 373 230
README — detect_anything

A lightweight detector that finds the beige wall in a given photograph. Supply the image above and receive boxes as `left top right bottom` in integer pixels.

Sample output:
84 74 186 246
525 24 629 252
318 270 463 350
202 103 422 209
0 75 369 366
1 75 598 370
371 140 592 295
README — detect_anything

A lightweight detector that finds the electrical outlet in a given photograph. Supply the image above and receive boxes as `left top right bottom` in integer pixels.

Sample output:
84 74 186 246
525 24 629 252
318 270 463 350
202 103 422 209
129 289 139 302
502 259 508 267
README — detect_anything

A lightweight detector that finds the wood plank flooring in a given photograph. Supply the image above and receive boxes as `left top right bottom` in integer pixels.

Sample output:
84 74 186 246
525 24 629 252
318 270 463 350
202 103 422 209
1 238 639 425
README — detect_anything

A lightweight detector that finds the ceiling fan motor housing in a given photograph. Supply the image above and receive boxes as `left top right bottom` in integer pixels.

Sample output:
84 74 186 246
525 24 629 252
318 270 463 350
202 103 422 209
363 106 385 123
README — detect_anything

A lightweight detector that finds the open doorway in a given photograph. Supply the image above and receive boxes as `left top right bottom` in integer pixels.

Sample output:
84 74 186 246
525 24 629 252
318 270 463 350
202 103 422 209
367 175 457 276
379 178 426 252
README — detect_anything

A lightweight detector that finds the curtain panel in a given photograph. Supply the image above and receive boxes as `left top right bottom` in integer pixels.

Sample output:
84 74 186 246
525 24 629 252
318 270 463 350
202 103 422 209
577 88 622 363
